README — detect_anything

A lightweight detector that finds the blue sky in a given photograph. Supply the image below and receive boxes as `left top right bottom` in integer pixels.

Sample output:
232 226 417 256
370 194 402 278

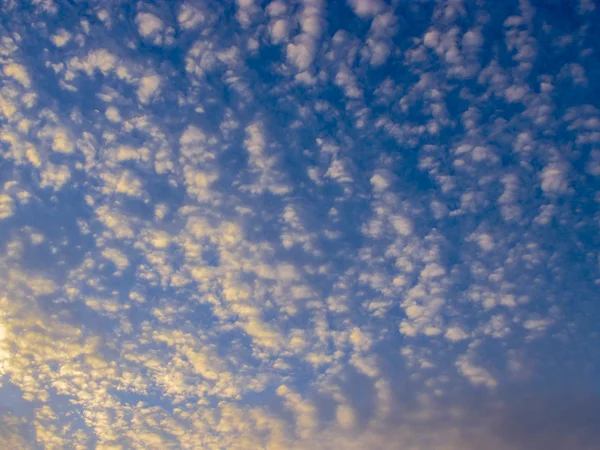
0 0 599 448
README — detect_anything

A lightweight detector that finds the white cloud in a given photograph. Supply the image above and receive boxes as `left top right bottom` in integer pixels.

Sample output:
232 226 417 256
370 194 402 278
101 247 130 270
100 170 145 197
469 232 494 252
456 355 497 389
505 84 528 102
0 194 14 220
236 0 259 29
68 49 125 79
105 106 121 122
242 121 290 195
51 29 71 47
347 0 385 18
587 150 600 176
137 74 161 103
336 403 357 429
178 4 205 29
51 128 74 153
540 163 570 195
267 0 287 17
136 12 164 38
462 29 483 49
287 35 316 71
1 2 598 448
578 0 596 13
3 63 31 87
424 29 440 48
370 172 391 191
391 215 413 236
523 318 552 333
270 18 290 44
40 163 71 190
445 326 468 342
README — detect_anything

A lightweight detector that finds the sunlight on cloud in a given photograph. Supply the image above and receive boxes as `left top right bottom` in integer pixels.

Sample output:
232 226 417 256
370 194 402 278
0 0 599 449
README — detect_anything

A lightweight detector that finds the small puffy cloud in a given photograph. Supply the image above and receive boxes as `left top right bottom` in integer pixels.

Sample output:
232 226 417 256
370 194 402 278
242 122 290 195
51 128 74 154
236 0 260 29
137 74 161 103
424 29 440 48
370 172 391 191
68 49 123 79
0 194 14 220
276 385 318 439
287 35 316 71
350 353 380 377
505 85 528 102
540 163 570 195
347 0 385 18
40 163 71 190
85 296 127 314
267 0 287 17
154 203 168 220
270 19 290 44
523 318 552 333
456 355 497 389
97 9 110 25
391 215 413 236
3 64 31 87
105 106 121 122
420 263 446 279
336 403 357 429
101 248 130 270
578 0 596 13
95 205 135 239
366 38 391 66
462 29 484 49
587 150 600 176
51 29 71 47
349 327 372 352
149 230 171 249
116 145 143 162
559 63 588 86
178 4 205 29
136 12 164 38
469 232 495 252
100 170 145 197
445 326 469 342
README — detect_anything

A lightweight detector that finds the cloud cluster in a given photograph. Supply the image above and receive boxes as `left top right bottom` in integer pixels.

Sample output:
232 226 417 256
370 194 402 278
0 0 598 448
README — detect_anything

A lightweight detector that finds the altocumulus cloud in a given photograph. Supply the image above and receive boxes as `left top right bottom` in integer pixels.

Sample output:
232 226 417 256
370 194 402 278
0 0 599 449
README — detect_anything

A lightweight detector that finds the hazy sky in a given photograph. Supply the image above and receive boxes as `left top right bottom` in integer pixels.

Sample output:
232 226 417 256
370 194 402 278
1 0 599 448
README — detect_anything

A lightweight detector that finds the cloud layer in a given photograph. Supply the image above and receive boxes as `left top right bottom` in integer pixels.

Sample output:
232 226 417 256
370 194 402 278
0 0 599 448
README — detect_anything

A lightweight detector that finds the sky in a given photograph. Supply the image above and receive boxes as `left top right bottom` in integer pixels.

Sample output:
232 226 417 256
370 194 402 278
0 0 600 448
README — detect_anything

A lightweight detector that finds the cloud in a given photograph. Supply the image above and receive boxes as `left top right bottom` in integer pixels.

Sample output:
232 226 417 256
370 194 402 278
178 4 206 29
40 163 71 190
0 1 598 448
137 74 161 103
0 194 14 220
540 163 570 195
445 326 469 342
270 18 290 44
456 354 498 389
136 12 164 38
50 29 71 47
105 106 121 122
3 64 30 87
100 170 145 197
287 35 317 71
101 247 130 270
347 0 385 18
